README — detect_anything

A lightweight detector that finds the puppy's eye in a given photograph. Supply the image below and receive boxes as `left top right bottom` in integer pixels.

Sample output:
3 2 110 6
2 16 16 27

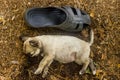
29 40 38 47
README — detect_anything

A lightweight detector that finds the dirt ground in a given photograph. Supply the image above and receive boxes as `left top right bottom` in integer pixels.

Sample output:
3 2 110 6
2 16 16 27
0 0 119 80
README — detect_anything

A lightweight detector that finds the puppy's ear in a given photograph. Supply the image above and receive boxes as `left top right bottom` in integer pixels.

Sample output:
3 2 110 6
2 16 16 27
29 40 39 47
19 35 29 41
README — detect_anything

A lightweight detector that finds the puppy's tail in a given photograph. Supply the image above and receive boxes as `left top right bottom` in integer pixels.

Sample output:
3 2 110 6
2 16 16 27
89 28 94 46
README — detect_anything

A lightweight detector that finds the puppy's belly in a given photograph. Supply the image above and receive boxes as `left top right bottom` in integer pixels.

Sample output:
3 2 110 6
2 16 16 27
54 52 76 63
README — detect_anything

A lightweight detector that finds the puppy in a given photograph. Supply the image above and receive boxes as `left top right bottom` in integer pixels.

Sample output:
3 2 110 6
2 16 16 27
20 29 96 78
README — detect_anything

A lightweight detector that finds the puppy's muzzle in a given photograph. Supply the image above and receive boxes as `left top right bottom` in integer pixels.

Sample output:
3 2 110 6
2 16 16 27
24 52 33 57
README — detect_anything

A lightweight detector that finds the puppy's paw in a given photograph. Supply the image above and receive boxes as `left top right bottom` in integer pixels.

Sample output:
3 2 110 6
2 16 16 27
34 68 42 75
79 69 85 75
92 68 96 75
42 73 47 78
42 69 48 78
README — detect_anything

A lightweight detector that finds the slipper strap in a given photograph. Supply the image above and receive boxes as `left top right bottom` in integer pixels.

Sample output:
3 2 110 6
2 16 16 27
61 6 84 30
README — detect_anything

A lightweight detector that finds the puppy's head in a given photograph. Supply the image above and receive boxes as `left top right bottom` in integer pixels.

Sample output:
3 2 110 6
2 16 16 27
20 36 42 57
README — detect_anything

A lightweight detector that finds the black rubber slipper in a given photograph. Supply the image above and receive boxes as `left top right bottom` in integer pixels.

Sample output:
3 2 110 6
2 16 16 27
25 6 91 32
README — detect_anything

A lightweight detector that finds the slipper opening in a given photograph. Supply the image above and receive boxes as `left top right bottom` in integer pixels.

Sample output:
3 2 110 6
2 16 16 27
25 7 67 28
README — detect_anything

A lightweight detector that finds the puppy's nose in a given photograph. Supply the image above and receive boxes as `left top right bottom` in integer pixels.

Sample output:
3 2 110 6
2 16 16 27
24 52 31 56
29 53 33 57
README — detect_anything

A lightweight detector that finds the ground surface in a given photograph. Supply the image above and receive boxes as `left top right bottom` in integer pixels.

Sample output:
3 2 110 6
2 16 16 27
0 0 119 80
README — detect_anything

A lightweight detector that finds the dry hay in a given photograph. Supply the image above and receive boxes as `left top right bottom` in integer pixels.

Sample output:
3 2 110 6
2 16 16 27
0 0 119 80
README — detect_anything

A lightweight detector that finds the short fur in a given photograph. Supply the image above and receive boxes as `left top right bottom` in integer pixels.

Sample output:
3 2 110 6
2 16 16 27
21 29 96 78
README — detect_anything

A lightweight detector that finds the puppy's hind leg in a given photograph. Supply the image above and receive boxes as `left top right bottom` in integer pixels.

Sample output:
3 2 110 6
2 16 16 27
79 59 90 75
89 58 96 75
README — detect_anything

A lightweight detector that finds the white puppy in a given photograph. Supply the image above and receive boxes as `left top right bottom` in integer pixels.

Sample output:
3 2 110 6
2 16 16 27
21 29 96 78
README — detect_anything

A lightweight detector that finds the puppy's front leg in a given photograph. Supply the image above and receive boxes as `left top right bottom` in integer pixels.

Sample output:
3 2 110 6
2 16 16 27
34 54 54 75
42 60 53 78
